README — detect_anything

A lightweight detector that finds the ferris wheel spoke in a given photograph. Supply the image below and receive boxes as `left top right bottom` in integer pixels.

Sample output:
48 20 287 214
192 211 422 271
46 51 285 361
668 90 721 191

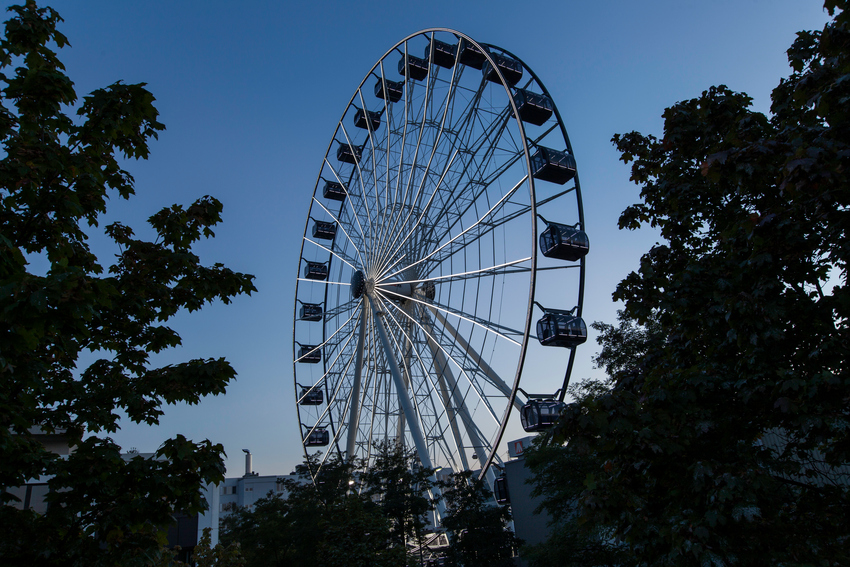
383 49 435 276
368 295 445 484
420 140 525 256
364 344 381 467
338 122 378 265
387 40 414 259
406 105 513 249
296 278 351 288
323 158 370 258
376 294 466 473
310 198 366 268
356 87 385 231
345 305 368 458
374 38 464 271
382 286 524 345
380 298 458 430
387 256 532 287
375 60 396 216
421 119 559 256
376 293 502 425
421 206 532 274
380 174 527 283
425 320 490 468
373 147 461 278
303 237 358 271
431 307 523 410
322 296 360 323
380 53 450 269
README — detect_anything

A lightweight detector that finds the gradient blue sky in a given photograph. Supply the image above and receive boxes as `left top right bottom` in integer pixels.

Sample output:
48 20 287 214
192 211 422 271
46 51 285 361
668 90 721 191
10 1 833 476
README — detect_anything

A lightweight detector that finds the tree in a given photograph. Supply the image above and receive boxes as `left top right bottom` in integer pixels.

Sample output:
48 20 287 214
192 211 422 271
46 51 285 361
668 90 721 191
0 2 256 564
522 385 630 567
317 495 404 567
550 2 850 565
362 441 437 554
220 456 356 566
590 310 662 379
220 455 402 567
439 470 520 567
220 491 299 567
192 528 246 567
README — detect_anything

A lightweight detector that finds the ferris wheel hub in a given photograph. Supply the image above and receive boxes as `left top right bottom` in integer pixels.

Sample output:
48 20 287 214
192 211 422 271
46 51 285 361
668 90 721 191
351 270 368 298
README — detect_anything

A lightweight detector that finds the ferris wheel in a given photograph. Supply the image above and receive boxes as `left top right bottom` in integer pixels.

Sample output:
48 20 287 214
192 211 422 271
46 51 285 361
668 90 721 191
293 29 588 482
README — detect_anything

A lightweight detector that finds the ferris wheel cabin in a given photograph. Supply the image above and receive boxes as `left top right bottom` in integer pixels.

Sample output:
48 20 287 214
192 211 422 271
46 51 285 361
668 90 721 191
312 220 337 241
303 261 328 281
540 221 590 262
531 146 577 185
336 142 363 164
536 309 587 348
458 38 487 69
398 54 429 81
520 399 567 432
298 345 322 364
427 38 458 68
323 181 347 201
374 78 403 102
513 88 554 126
493 474 510 504
299 302 323 322
304 428 330 447
483 52 523 86
354 108 382 131
298 387 323 406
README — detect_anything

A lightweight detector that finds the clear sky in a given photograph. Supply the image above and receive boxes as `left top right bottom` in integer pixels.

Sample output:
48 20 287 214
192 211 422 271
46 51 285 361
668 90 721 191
8 0 833 477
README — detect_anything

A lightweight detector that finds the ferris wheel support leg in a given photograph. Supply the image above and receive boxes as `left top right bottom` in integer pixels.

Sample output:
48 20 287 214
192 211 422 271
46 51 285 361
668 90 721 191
432 307 523 412
436 369 470 473
346 303 368 460
425 327 496 489
368 295 447 521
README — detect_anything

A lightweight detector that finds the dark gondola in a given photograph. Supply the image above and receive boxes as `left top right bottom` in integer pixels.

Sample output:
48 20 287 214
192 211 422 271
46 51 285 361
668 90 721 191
323 181 347 201
303 261 328 281
427 38 457 68
536 308 587 348
540 221 589 262
513 88 554 126
520 399 566 432
299 387 323 405
530 146 577 185
298 345 321 364
398 54 428 81
354 108 382 131
482 52 522 86
299 302 323 322
493 475 510 504
304 428 330 446
312 220 337 241
337 142 363 164
374 78 403 102
458 38 487 69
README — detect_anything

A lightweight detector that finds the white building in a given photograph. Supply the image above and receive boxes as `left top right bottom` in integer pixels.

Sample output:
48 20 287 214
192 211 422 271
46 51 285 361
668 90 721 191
199 450 303 546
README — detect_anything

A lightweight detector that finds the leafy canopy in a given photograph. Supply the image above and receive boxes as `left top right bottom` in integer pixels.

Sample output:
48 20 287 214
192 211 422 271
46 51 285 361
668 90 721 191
547 1 850 565
439 470 520 567
0 2 255 564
